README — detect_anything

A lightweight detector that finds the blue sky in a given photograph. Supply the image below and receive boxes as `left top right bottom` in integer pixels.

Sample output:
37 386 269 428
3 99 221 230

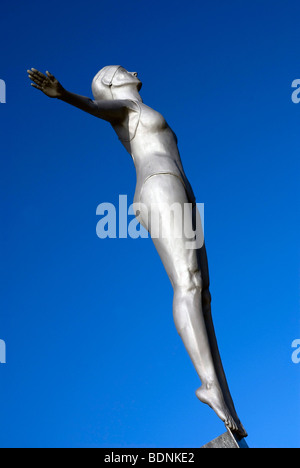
0 0 299 448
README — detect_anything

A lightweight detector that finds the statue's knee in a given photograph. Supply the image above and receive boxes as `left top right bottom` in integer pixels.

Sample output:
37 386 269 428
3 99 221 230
175 268 203 294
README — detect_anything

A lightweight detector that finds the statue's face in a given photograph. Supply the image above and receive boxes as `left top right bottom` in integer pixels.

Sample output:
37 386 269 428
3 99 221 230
113 67 142 91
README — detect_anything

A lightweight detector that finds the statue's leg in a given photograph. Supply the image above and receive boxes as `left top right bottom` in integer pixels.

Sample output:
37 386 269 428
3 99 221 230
196 241 247 438
137 174 238 432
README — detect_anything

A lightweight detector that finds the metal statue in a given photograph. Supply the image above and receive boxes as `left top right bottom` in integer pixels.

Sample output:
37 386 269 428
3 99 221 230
28 66 247 438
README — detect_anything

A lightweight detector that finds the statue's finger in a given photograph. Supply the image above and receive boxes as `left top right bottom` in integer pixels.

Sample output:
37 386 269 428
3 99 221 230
46 71 56 81
30 68 42 75
28 74 44 86
31 68 47 80
28 71 42 80
31 83 42 91
28 71 44 83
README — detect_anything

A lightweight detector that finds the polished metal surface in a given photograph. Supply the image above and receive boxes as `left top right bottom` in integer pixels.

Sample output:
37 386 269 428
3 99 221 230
28 66 247 438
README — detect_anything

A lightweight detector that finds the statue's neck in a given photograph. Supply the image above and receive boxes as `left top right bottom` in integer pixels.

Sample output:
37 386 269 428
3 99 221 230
112 86 143 103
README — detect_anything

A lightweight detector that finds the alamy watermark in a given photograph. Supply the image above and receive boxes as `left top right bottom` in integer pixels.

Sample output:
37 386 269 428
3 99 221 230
0 340 6 364
291 339 300 364
96 195 205 249
291 79 300 103
0 79 6 103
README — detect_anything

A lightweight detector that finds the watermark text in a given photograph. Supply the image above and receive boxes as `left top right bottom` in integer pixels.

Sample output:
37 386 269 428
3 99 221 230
291 339 300 364
0 340 6 364
291 79 300 103
0 79 6 103
96 195 205 249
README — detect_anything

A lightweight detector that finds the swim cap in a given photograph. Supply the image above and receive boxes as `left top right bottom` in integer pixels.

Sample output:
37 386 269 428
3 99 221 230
92 65 122 100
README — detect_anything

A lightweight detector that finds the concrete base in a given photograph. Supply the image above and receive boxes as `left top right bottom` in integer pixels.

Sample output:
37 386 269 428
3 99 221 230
201 429 249 449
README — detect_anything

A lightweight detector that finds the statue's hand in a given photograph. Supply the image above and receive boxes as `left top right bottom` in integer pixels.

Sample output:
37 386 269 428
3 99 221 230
27 68 65 98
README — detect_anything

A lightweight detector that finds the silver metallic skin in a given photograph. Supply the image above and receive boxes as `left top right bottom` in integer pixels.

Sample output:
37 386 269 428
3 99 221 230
28 66 247 438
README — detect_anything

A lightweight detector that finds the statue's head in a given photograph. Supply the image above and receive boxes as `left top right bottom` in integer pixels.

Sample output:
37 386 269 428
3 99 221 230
92 66 142 100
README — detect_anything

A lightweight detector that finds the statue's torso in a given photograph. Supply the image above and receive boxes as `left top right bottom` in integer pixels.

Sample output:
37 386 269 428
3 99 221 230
112 102 196 204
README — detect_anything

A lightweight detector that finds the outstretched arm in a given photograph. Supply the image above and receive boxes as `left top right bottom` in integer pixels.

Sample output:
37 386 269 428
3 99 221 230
27 68 127 123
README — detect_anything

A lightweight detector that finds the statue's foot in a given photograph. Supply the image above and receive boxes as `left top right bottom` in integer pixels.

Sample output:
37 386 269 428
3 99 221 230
235 419 248 439
196 383 239 433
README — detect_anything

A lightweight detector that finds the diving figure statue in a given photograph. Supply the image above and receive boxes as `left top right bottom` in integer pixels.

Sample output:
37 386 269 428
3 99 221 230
28 65 247 438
